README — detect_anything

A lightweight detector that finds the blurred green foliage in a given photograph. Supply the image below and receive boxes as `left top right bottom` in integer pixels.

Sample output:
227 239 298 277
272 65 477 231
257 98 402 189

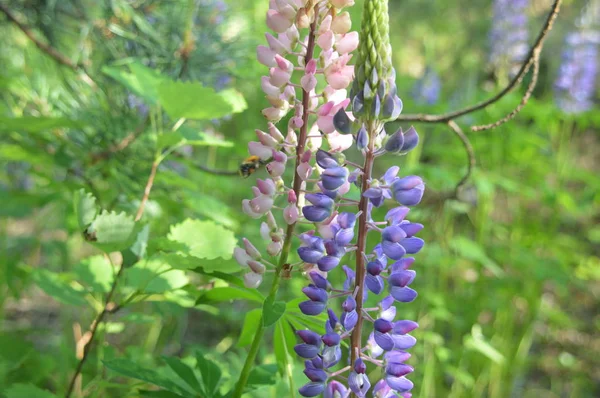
0 0 599 397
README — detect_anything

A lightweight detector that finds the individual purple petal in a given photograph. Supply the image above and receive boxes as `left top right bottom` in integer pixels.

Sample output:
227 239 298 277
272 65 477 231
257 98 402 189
324 381 349 398
294 343 320 359
399 223 423 237
363 187 383 198
385 206 410 224
333 107 352 134
389 270 416 287
390 286 418 303
341 309 358 330
367 332 384 358
386 363 414 377
302 286 328 302
385 375 414 393
322 332 341 347
391 334 417 350
383 166 400 184
392 178 425 206
400 126 419 153
298 246 324 264
322 167 349 190
299 382 326 397
299 300 327 315
366 274 384 294
325 239 346 257
303 206 331 223
385 128 405 153
337 212 356 229
382 225 408 242
342 265 355 291
297 330 322 345
373 243 387 264
391 257 415 272
356 124 368 150
309 272 330 290
374 319 394 333
380 295 395 310
342 296 356 312
316 149 339 169
373 379 393 398
305 193 335 208
374 330 395 351
317 255 340 272
382 240 407 260
393 320 419 334
348 369 371 397
335 228 354 246
372 93 381 117
322 344 342 368
385 350 412 364
367 260 385 275
310 356 324 369
400 237 425 254
326 309 339 331
304 366 328 382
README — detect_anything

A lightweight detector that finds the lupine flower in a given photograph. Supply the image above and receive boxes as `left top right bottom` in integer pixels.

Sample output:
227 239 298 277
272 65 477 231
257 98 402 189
348 358 371 397
554 17 599 114
488 0 530 77
412 66 441 105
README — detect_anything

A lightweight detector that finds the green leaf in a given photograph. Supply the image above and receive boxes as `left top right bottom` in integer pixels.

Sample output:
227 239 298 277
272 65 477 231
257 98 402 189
74 255 114 293
178 126 234 147
139 391 187 398
0 116 82 133
168 219 236 260
73 189 98 229
464 325 505 364
31 268 88 306
125 258 189 294
450 237 505 277
273 319 295 376
262 299 286 328
197 287 264 305
195 352 221 397
104 358 192 395
86 210 137 252
217 88 248 113
131 224 151 258
4 384 57 398
102 62 166 104
237 309 262 347
247 364 278 387
162 356 202 393
158 81 233 120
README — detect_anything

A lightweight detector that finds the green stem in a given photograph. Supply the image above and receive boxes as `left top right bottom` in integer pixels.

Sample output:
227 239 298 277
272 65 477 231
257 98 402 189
232 10 319 398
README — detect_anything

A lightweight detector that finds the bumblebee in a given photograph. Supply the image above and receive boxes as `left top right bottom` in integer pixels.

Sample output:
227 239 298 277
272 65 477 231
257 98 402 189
239 156 269 178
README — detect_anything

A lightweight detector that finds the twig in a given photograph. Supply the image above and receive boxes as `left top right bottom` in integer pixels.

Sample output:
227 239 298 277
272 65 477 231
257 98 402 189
471 52 541 131
447 120 475 193
65 265 125 398
395 0 561 124
135 160 159 221
0 3 96 86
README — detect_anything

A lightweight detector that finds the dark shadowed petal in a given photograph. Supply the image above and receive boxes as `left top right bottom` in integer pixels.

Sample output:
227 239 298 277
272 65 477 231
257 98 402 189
304 366 328 382
299 381 326 397
302 286 328 302
399 126 419 153
317 255 341 272
384 127 405 153
305 193 335 208
367 260 385 276
389 270 416 287
294 343 320 359
390 286 418 303
337 212 357 229
299 300 327 315
321 332 341 347
309 272 330 290
352 91 365 115
372 94 381 117
333 107 352 134
302 206 331 223
374 318 394 333
342 296 356 311
356 124 368 150
316 149 339 169
297 329 322 345
386 363 414 377
400 237 425 254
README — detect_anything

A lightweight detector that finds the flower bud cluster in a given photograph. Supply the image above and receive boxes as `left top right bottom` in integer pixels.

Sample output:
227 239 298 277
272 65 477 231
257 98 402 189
235 0 359 289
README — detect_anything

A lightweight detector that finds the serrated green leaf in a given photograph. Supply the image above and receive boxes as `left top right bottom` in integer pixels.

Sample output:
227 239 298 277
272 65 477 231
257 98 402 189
237 309 262 347
73 189 98 229
31 268 88 306
162 356 202 393
102 62 166 104
86 210 136 252
158 81 233 120
262 299 286 327
104 358 192 395
195 352 221 397
4 383 57 398
74 255 114 293
168 219 236 260
0 116 82 133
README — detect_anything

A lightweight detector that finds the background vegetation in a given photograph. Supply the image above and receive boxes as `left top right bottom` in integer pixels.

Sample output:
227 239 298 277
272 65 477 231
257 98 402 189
0 0 598 397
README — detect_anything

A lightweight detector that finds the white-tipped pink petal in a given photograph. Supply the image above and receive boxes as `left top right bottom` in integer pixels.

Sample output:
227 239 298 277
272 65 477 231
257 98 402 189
244 272 263 288
317 30 335 51
256 129 279 147
266 10 293 33
261 76 282 97
257 45 277 67
267 240 283 256
266 33 289 53
262 107 287 121
301 74 318 92
327 131 353 152
234 247 251 267
248 141 274 159
335 31 359 54
260 222 271 241
283 204 299 224
297 163 313 181
242 199 262 219
268 123 285 141
250 195 274 214
266 161 285 177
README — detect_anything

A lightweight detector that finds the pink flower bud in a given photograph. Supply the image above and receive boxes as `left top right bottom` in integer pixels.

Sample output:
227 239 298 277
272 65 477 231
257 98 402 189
335 31 359 54
273 0 296 19
317 30 335 51
300 150 312 163
286 129 298 147
248 260 266 274
248 141 274 159
244 272 263 288
318 15 332 35
262 106 287 121
257 45 277 67
260 221 271 241
261 76 281 97
242 199 262 219
289 116 304 129
234 247 251 267
256 129 278 147
301 73 317 92
274 54 294 73
256 178 276 196
283 204 299 224
269 67 292 87
305 59 317 74
286 24 299 42
243 238 262 260
297 162 313 181
331 11 352 34
268 123 285 141
296 8 311 29
250 195 274 214
266 33 289 54
266 161 285 177
273 150 287 163
267 241 283 256
288 189 297 204
266 10 293 33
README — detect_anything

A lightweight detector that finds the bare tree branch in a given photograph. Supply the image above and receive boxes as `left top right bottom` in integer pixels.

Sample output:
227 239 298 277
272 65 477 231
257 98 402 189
395 0 562 124
447 120 475 193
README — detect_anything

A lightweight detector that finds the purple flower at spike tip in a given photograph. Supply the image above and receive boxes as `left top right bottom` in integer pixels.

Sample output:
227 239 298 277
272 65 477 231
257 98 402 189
341 296 358 330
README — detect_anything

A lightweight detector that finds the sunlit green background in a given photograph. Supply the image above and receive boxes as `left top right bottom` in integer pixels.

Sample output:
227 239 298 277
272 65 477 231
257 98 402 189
1 0 599 397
